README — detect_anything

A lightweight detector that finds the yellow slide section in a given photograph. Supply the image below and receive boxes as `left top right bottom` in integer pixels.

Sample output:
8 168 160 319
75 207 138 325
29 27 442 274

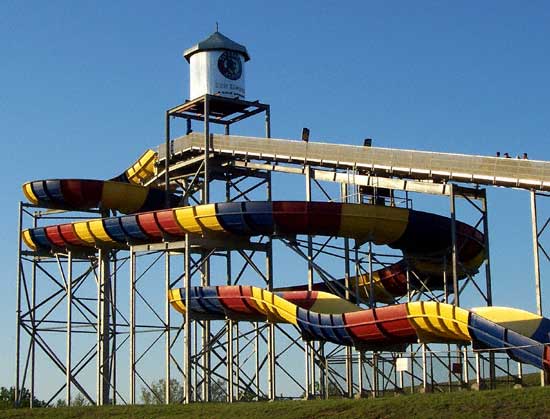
102 182 148 214
309 292 363 314
125 149 157 185
174 205 226 235
471 306 543 339
23 183 39 205
338 204 409 243
407 301 471 343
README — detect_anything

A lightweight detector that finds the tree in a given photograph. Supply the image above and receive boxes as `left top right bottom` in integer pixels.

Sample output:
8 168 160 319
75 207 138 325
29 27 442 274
0 386 45 409
210 379 227 402
55 399 66 408
54 393 89 408
72 393 89 406
300 380 344 399
140 378 184 404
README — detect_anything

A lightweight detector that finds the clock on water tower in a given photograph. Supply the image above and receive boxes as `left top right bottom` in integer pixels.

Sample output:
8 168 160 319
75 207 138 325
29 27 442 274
184 30 250 100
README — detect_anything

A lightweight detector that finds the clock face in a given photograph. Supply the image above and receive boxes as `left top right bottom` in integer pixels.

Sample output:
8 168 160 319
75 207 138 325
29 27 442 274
217 51 242 81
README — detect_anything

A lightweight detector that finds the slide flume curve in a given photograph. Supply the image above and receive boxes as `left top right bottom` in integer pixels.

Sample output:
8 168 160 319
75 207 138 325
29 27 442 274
169 285 550 372
22 200 484 303
22 149 178 214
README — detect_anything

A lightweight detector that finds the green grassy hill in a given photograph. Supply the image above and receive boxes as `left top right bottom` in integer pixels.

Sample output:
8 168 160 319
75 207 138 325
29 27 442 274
3 385 550 419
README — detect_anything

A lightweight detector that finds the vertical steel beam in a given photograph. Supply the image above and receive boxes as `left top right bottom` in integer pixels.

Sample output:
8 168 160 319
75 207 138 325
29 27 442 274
112 254 117 405
183 235 192 404
129 248 136 404
368 242 375 308
422 344 428 392
66 252 73 405
443 256 448 303
264 106 275 400
304 165 312 399
321 343 328 399
410 348 415 394
268 323 276 400
304 338 311 397
235 322 240 400
193 320 198 402
201 255 211 401
203 95 210 203
96 253 102 405
481 193 493 306
531 191 543 316
530 191 545 386
165 111 171 207
447 344 452 391
475 352 481 388
30 214 37 408
254 321 260 401
264 139 276 401
165 251 171 404
202 98 212 401
97 248 111 405
372 352 378 398
357 350 363 398
342 183 353 398
310 342 316 397
306 166 313 290
225 175 234 403
14 202 23 408
429 351 434 392
266 169 276 401
481 192 496 388
450 185 459 307
227 320 234 402
463 347 469 386
102 249 111 405
354 247 361 306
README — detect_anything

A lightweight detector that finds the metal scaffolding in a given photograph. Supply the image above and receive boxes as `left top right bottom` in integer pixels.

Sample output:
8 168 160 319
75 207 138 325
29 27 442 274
15 94 550 406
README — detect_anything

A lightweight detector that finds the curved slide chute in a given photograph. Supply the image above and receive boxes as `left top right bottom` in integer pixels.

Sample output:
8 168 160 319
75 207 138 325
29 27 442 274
22 149 179 214
22 201 484 295
168 285 550 372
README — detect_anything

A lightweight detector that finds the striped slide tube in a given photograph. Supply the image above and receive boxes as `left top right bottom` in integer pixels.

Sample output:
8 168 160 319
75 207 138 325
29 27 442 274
168 285 550 372
22 201 485 298
21 150 176 213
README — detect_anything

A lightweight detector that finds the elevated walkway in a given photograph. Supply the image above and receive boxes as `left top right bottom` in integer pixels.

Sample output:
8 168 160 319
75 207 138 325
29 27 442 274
160 133 550 191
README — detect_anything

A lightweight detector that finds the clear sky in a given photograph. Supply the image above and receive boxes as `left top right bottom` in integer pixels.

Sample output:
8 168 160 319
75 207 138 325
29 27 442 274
2 0 550 399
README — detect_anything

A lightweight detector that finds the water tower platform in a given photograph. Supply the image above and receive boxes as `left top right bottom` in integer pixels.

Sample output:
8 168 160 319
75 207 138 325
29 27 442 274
168 94 269 125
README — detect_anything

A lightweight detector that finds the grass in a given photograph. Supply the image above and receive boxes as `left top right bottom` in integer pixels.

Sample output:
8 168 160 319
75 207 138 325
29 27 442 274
3 385 550 419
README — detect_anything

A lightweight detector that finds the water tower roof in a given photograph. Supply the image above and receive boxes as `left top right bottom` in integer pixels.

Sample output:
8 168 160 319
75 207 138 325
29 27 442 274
184 31 250 62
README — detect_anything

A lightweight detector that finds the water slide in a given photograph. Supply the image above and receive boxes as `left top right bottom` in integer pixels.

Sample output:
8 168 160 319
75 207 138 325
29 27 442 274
168 286 550 371
20 151 550 372
22 149 178 215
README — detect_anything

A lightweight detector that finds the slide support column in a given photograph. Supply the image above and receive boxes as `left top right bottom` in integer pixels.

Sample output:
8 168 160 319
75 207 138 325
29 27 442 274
530 191 546 386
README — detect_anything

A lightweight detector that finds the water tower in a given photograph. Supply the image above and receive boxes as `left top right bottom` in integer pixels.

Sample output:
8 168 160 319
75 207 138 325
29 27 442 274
184 30 250 100
164 30 270 205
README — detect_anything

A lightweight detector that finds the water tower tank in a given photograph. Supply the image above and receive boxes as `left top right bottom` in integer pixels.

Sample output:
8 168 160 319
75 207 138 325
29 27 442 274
184 31 250 100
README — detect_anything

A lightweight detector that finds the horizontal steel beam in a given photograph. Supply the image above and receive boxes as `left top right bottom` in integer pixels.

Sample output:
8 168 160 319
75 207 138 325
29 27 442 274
160 133 550 192
130 237 268 253
228 160 483 197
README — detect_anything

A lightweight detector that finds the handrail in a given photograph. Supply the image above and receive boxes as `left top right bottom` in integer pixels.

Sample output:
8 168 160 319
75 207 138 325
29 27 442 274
159 133 550 191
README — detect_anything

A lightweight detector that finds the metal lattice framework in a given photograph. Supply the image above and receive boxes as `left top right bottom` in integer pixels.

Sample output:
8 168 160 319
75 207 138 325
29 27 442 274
15 94 550 407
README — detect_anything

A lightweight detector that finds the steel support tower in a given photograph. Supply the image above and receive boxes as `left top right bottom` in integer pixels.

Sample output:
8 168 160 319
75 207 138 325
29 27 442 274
15 96 550 406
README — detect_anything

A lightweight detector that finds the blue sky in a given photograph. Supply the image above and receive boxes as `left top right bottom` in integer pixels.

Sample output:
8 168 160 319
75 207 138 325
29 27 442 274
2 0 550 399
